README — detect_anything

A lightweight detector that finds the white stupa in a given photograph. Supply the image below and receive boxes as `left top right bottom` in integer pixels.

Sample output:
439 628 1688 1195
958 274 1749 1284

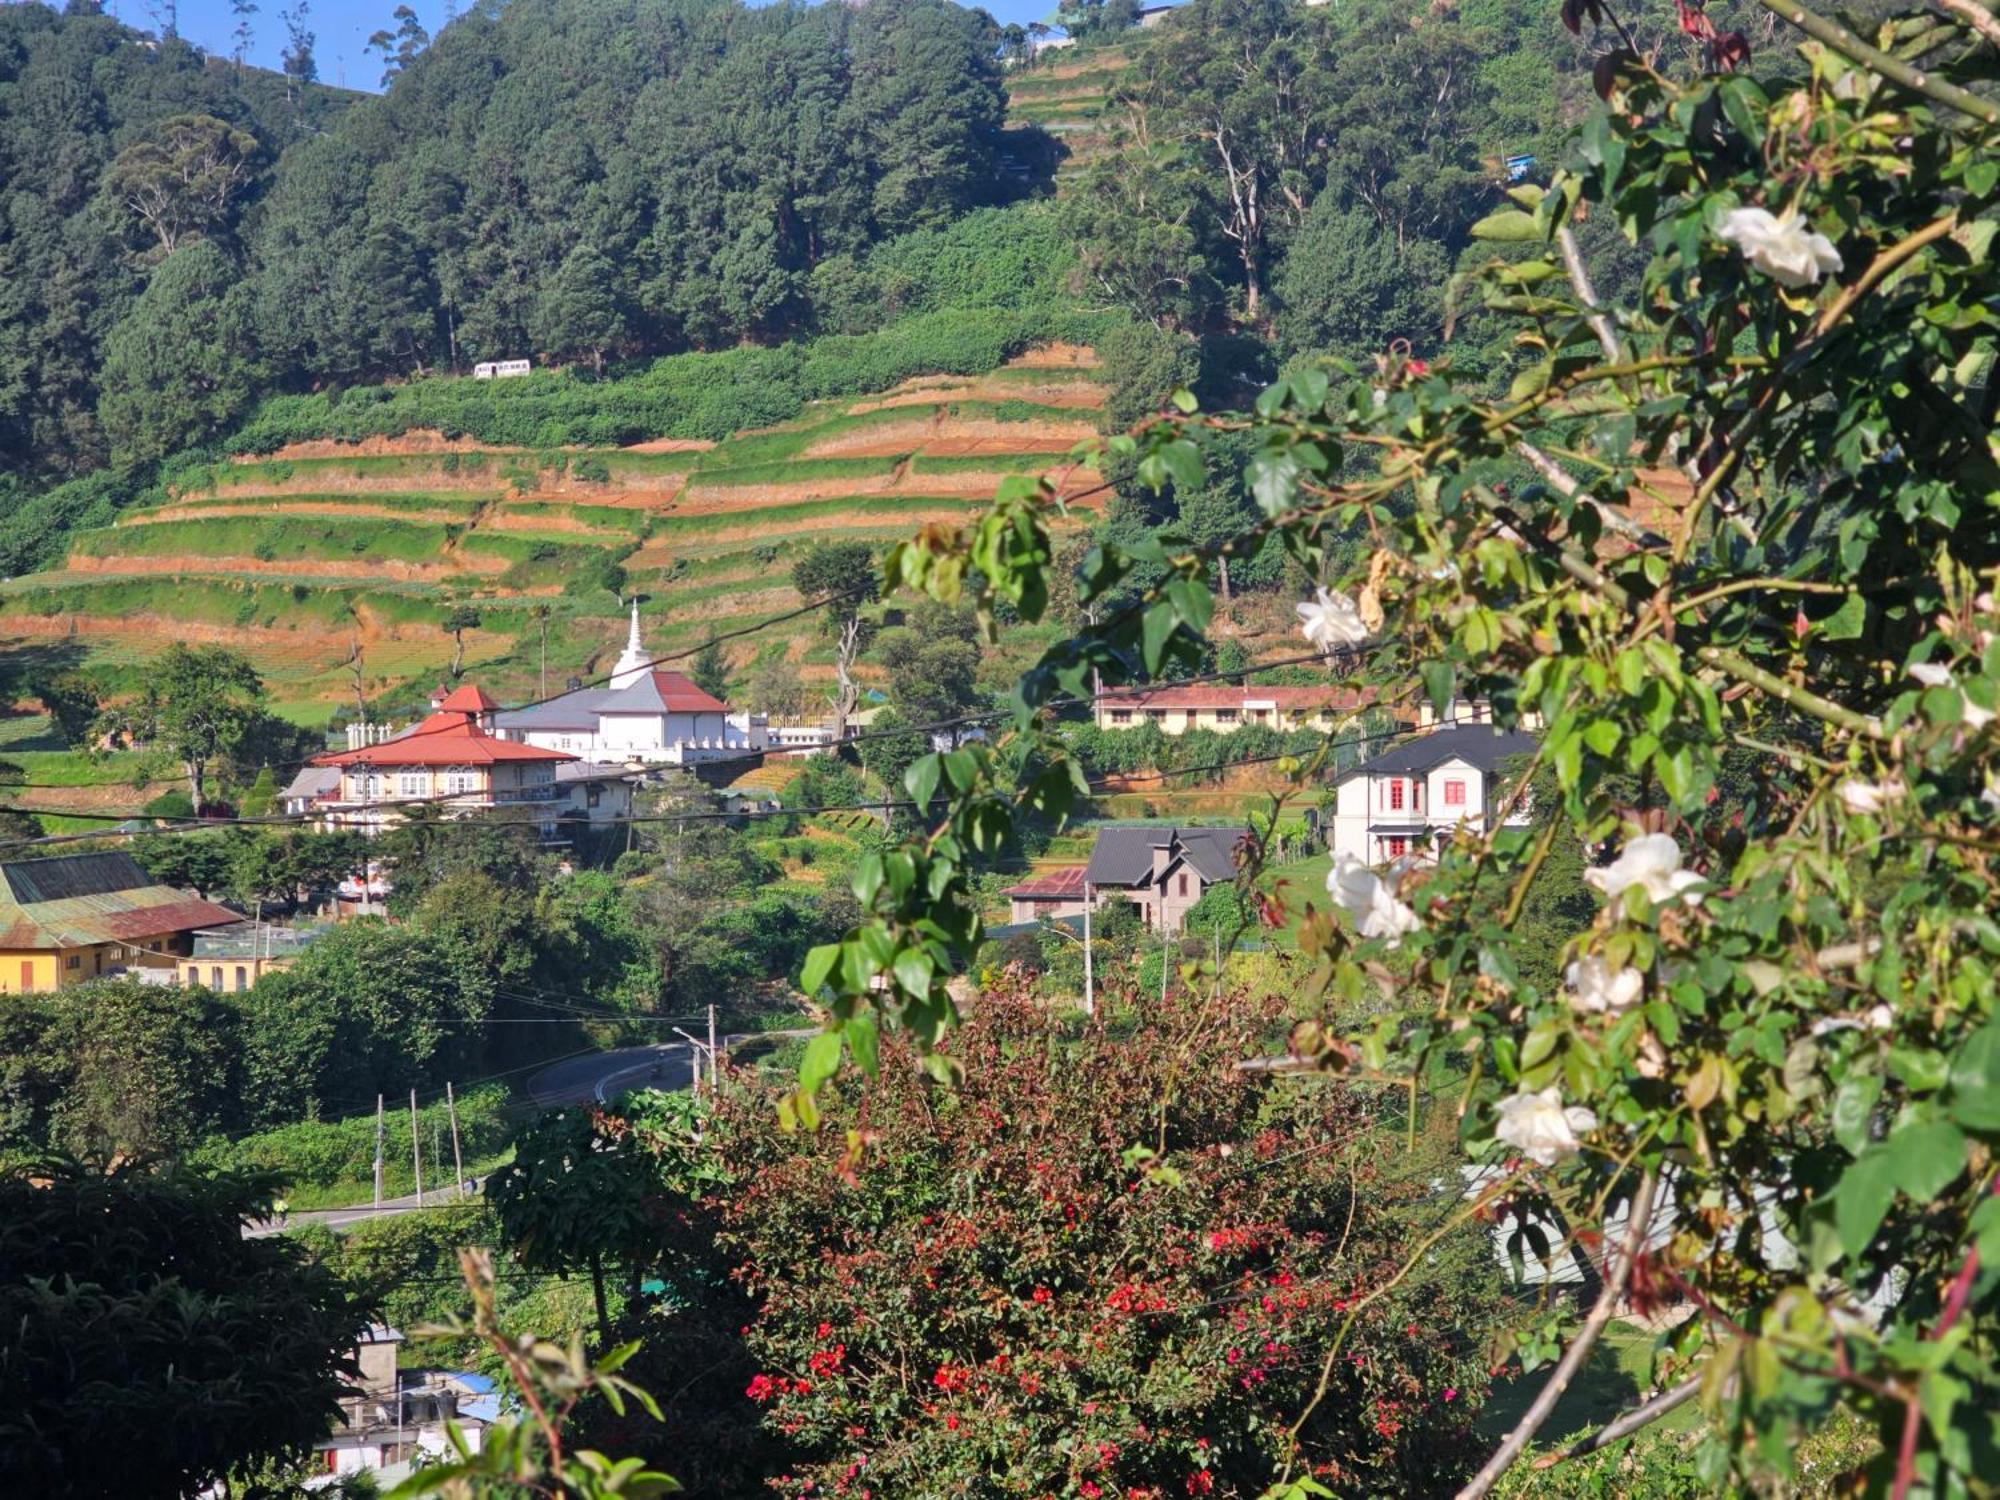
609 598 650 689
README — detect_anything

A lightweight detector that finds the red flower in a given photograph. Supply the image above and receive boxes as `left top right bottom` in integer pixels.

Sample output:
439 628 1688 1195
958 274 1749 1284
1186 1472 1214 1495
1032 1286 1053 1304
1081 1485 1102 1500
944 1413 960 1431
746 1373 778 1403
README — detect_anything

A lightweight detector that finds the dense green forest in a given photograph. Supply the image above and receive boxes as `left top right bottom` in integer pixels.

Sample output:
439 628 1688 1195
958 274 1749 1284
0 0 1709 598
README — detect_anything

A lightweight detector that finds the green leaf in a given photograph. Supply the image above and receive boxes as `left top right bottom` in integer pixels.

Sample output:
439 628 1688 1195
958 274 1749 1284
798 942 840 997
1888 1119 1967 1200
893 947 934 998
844 1013 880 1078
1831 1073 1880 1157
799 1031 843 1093
1169 386 1199 414
1420 661 1455 718
1948 1021 2000 1130
1833 1148 1899 1261
1819 591 1867 641
1141 600 1179 674
1471 208 1543 242
904 754 941 810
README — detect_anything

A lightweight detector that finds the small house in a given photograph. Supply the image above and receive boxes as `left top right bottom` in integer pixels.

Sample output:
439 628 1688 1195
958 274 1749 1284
0 852 241 993
1327 724 1539 866
1083 826 1243 935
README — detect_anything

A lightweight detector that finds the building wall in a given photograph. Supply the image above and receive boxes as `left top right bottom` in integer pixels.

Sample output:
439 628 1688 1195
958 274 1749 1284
1327 757 1521 866
177 953 299 991
1095 702 1350 736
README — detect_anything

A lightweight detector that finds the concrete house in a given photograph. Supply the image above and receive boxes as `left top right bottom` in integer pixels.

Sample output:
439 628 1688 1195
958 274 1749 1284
315 1325 497 1480
309 684 577 839
1327 724 1539 866
1083 826 1243 934
1093 683 1381 736
0 852 240 994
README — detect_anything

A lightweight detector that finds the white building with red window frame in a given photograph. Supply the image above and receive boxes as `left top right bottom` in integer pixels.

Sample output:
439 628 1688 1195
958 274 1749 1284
1327 724 1540 867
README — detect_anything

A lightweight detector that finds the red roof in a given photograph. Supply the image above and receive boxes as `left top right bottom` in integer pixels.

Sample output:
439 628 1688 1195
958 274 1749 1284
1005 865 1088 900
314 703 575 768
436 684 501 713
1099 683 1381 712
646 670 728 713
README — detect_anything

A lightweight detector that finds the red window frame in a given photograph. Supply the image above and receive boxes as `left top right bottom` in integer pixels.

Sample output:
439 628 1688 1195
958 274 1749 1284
1388 778 1405 811
1444 778 1466 807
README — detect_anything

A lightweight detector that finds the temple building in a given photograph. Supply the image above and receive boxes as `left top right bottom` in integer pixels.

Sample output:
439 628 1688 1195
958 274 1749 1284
493 602 767 766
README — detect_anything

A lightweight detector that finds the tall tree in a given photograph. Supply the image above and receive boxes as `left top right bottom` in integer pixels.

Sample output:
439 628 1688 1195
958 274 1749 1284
688 635 730 703
97 240 263 471
792 542 878 738
365 2 429 87
442 604 482 679
279 0 316 103
533 243 628 374
231 0 257 69
148 642 267 811
101 114 259 256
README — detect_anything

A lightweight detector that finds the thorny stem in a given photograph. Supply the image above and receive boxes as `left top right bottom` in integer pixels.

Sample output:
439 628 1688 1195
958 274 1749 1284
1757 0 2000 124
1456 1171 1662 1500
1695 645 1886 739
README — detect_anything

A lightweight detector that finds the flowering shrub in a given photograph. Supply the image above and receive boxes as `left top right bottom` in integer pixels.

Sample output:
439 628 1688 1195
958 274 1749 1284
708 973 1500 1496
795 0 2000 1490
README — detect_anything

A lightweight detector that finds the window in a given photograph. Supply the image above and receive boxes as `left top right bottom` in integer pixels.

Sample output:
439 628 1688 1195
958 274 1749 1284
234 965 248 992
1386 836 1410 858
1147 709 1166 722
1388 779 1405 811
399 771 427 798
1177 873 1188 896
1215 708 1238 723
211 966 224 989
1110 710 1132 725
1444 778 1467 807
20 961 32 992
65 953 79 970
443 765 478 796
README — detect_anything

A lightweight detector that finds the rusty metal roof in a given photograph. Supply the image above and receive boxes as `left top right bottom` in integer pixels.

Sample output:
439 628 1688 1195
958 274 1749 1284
0 853 241 950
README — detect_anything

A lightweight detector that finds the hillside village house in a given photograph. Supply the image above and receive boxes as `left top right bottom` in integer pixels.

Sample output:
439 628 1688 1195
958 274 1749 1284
0 852 240 993
1003 826 1243 935
305 685 634 841
1326 723 1540 866
1093 683 1385 735
177 923 328 993
315 1324 496 1480
493 602 767 766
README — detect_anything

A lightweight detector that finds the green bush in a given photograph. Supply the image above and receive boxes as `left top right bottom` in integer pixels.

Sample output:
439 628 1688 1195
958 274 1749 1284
189 1084 511 1202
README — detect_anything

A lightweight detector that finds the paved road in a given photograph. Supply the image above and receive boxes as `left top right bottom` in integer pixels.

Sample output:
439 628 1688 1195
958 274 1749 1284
527 1039 700 1106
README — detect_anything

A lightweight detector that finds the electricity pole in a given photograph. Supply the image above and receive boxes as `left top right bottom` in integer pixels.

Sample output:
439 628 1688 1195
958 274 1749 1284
410 1089 423 1207
373 1095 384 1214
1081 882 1094 1017
707 1003 718 1092
446 1080 466 1197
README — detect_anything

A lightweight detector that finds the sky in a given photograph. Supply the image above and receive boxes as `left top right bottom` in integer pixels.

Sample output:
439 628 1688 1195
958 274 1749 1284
114 0 1059 91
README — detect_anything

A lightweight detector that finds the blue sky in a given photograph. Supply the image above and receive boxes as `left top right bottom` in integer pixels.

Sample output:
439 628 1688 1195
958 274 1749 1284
124 0 1057 90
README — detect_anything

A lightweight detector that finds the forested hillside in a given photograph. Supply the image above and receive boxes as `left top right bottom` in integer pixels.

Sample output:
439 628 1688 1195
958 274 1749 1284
0 0 1711 723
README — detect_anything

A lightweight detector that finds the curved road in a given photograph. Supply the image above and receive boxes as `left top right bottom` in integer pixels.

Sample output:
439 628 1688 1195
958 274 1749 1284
527 1040 701 1106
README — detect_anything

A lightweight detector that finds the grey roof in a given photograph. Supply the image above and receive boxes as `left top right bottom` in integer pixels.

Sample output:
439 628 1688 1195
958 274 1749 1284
282 766 341 801
1 852 154 904
554 761 641 784
494 688 615 732
1085 826 1242 887
1338 725 1540 782
494 671 730 732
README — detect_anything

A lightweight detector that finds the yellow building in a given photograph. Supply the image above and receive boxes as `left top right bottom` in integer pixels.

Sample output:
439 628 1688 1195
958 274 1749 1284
176 924 328 993
0 852 242 994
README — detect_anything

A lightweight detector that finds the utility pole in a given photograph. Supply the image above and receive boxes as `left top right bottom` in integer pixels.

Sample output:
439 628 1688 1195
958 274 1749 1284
373 1094 385 1214
707 1003 718 1092
1081 881 1094 1017
446 1080 466 1197
410 1089 423 1208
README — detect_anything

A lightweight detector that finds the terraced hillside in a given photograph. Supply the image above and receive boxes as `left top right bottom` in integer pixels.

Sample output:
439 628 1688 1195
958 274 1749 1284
0 350 1109 724
1005 47 1133 183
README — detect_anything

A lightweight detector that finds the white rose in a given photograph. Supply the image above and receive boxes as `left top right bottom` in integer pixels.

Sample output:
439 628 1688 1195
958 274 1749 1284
1493 1087 1598 1167
1909 661 1995 730
1836 778 1902 816
1565 954 1645 1015
1295 586 1369 653
1584 833 1706 908
1326 852 1422 948
1717 206 1844 289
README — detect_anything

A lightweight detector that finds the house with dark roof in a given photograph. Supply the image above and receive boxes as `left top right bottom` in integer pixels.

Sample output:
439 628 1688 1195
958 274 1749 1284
1328 724 1539 867
1082 826 1244 935
0 852 241 993
492 602 765 765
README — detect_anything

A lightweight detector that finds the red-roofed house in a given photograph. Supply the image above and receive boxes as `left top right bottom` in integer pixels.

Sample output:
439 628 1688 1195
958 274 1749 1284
310 689 595 839
1002 864 1090 923
1093 683 1393 736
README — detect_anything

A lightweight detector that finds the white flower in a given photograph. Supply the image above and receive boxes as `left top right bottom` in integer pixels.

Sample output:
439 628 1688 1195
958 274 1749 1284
1565 955 1645 1015
1494 1087 1598 1167
1584 833 1706 908
1836 778 1902 816
1811 1004 1896 1038
1718 206 1844 288
1326 852 1422 948
1295 586 1369 653
1909 661 1995 730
